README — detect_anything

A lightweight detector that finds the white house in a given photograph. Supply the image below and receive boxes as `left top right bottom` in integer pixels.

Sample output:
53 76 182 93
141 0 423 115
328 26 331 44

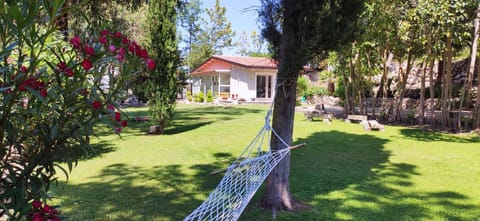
191 55 278 102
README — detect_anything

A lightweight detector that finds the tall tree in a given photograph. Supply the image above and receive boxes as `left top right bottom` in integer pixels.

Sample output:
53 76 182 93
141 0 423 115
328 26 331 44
468 5 479 128
186 0 235 69
204 0 235 54
474 5 480 129
236 30 251 56
258 0 364 215
178 0 203 70
251 30 265 54
146 0 180 134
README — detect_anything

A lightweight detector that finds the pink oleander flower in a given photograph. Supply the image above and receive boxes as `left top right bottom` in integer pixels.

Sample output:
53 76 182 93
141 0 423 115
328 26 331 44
115 53 124 62
146 59 156 70
32 200 42 209
65 68 74 77
114 112 121 121
20 66 28 73
99 36 107 45
128 41 139 53
113 31 122 38
137 48 149 59
81 59 93 71
108 45 116 52
39 89 47 98
121 37 130 45
115 127 122 133
121 120 127 128
84 46 95 56
42 204 55 214
70 36 82 49
32 213 43 221
101 29 109 36
91 100 102 109
107 104 115 110
57 62 67 71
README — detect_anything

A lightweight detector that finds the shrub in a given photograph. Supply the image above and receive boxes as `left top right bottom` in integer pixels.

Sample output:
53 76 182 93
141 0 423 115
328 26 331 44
197 92 205 103
296 76 309 97
0 1 153 219
186 91 193 102
206 90 214 103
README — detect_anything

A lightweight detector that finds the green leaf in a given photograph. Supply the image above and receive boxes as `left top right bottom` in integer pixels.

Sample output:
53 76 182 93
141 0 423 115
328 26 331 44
50 124 59 140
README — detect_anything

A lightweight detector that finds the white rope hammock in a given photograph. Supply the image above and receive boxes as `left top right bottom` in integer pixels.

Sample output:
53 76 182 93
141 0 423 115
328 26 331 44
184 107 302 221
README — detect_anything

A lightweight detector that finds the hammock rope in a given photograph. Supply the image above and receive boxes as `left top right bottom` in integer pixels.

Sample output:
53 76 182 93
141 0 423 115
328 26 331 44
184 102 299 221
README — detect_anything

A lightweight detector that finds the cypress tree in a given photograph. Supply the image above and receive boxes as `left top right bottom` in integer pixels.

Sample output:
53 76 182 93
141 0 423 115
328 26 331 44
146 0 180 134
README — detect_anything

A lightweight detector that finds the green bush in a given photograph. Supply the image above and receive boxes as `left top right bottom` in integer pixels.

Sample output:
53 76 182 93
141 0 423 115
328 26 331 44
296 76 309 97
206 90 214 103
0 1 152 219
195 92 205 103
187 91 193 102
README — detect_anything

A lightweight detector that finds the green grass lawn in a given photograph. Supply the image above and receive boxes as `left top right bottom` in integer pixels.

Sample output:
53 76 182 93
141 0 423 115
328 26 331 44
51 104 480 221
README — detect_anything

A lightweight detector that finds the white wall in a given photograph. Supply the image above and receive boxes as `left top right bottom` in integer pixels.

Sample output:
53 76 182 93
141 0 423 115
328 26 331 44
230 66 277 101
231 66 256 101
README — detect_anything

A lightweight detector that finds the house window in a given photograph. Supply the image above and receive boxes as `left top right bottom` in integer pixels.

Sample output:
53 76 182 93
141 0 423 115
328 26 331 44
218 73 230 99
256 75 272 98
211 76 218 86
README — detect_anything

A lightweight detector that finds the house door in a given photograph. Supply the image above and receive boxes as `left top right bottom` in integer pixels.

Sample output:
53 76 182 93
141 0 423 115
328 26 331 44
256 75 272 98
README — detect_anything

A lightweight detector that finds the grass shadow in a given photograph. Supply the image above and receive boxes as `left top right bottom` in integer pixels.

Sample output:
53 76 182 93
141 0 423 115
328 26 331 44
63 140 116 162
400 128 480 143
164 121 213 135
241 130 478 220
122 105 265 135
53 152 236 221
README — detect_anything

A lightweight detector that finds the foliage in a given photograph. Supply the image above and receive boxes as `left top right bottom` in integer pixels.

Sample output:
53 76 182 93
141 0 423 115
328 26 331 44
195 92 205 103
146 0 180 130
206 90 214 103
178 0 204 70
236 30 269 56
68 0 148 35
296 76 309 98
185 0 235 70
304 87 327 98
0 0 153 219
186 91 193 102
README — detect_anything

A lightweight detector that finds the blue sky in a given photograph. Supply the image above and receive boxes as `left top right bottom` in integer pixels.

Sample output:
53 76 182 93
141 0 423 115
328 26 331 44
197 0 263 55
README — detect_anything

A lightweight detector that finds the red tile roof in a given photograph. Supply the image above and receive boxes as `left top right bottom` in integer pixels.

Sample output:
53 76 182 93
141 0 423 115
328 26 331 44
191 55 277 75
211 55 277 69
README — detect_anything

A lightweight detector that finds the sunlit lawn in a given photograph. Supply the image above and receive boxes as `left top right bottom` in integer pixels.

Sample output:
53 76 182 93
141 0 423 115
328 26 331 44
51 104 480 221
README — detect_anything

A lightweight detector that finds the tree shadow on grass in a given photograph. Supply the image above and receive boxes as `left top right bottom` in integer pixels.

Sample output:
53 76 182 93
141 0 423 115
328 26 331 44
53 152 236 221
123 106 264 136
240 130 478 220
63 140 116 162
400 128 480 143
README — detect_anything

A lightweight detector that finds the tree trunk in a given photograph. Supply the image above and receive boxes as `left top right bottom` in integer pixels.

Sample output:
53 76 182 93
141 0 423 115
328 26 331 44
442 33 453 130
351 48 360 114
261 84 300 215
420 61 426 125
342 70 351 115
149 120 165 134
395 51 414 122
475 45 480 129
378 49 388 98
466 7 480 109
429 57 436 127
261 4 304 214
